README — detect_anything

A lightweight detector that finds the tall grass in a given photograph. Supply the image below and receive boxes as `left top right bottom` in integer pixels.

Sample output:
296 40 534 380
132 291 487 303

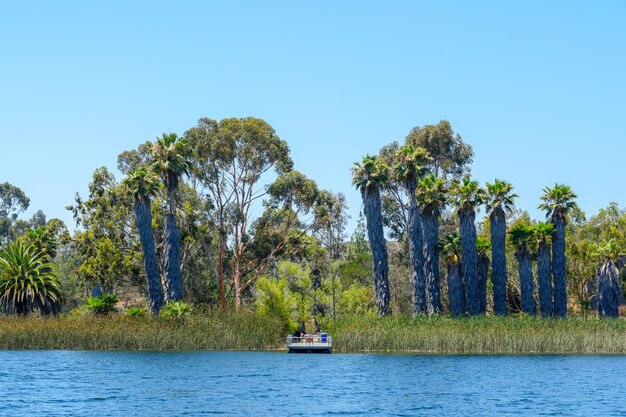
1 313 625 353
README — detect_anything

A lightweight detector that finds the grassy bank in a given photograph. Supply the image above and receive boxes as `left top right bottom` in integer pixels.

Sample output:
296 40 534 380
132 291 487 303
1 313 625 353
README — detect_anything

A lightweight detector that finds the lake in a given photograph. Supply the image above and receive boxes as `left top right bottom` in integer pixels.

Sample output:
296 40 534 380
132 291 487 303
0 351 624 416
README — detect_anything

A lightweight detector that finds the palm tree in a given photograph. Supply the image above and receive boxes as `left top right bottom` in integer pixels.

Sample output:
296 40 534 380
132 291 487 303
416 174 447 314
596 239 623 318
450 177 486 316
476 237 491 314
440 232 464 316
122 166 164 315
0 242 62 315
534 222 554 317
485 179 518 316
509 223 536 315
151 133 191 302
392 145 430 316
539 184 578 317
352 155 391 316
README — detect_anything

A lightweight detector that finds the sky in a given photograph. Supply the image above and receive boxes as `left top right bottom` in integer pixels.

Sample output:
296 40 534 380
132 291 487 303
1 1 625 234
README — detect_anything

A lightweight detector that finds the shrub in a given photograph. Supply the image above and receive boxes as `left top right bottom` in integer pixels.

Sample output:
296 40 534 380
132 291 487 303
125 307 147 318
161 301 192 319
85 294 118 315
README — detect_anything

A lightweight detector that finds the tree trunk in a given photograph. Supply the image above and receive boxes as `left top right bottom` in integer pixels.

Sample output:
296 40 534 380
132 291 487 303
490 209 507 315
537 239 553 317
477 252 490 314
552 216 567 317
362 186 391 316
163 211 182 302
516 247 536 315
133 199 164 315
406 179 426 317
421 207 441 314
447 260 464 316
597 260 621 318
459 208 480 315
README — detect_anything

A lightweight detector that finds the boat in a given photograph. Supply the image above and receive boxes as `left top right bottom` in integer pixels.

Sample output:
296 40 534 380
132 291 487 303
286 332 332 354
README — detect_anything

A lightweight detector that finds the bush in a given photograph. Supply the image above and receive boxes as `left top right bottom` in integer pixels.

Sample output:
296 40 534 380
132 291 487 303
85 294 118 315
125 307 147 318
161 301 192 319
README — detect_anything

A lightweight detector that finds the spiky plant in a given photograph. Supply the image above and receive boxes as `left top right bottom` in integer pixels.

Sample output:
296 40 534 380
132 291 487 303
450 176 486 316
352 155 391 316
392 145 430 316
0 242 62 315
539 184 578 317
485 179 517 315
416 174 448 314
509 223 536 315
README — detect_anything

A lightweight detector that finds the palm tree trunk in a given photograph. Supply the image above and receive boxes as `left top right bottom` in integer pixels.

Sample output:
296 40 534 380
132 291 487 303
406 179 426 316
490 209 507 315
552 216 567 317
163 186 182 302
516 247 536 315
537 239 553 317
421 207 441 314
598 260 621 318
477 252 490 314
447 260 464 316
362 186 391 316
133 199 164 315
459 208 480 315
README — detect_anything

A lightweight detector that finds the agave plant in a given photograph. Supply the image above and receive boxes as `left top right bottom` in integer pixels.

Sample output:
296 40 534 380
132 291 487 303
0 242 62 315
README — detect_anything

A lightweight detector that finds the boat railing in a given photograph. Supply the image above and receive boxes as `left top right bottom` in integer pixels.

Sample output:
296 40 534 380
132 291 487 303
286 334 332 347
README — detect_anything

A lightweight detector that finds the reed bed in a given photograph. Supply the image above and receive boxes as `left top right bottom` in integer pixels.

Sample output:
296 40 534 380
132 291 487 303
1 313 625 353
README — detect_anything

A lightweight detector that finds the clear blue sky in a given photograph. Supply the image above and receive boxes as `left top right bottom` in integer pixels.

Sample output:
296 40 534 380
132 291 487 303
1 1 625 233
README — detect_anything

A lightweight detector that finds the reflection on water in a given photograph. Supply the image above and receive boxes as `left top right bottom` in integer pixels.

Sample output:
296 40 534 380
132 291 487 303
0 351 624 416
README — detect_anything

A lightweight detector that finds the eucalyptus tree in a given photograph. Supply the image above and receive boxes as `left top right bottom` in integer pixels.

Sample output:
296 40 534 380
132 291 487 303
185 117 293 310
539 184 578 317
485 179 518 315
392 145 430 316
0 242 62 315
595 239 623 318
416 174 447 314
509 223 536 315
441 232 464 316
0 182 30 244
151 133 191 302
122 167 164 315
534 222 554 317
352 155 391 316
450 177 486 316
476 237 491 314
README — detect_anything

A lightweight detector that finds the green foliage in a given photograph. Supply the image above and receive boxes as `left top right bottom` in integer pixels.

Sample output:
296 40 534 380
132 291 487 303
450 176 486 213
161 301 192 319
440 232 462 264
476 236 491 254
85 293 118 315
415 174 447 213
125 307 147 317
595 238 621 262
485 179 518 215
0 242 63 315
352 155 389 191
121 166 161 203
539 183 578 220
255 276 296 331
0 182 30 244
337 284 376 318
391 145 431 185
508 223 535 249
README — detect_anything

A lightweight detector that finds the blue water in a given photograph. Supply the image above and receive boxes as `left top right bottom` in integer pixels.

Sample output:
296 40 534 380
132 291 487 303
0 351 625 416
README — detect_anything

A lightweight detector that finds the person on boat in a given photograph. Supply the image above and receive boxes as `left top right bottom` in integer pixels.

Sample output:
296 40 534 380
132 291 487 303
294 322 306 338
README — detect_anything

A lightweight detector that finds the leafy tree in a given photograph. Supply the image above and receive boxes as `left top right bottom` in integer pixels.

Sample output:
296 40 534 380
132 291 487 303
122 166 164 315
539 184 578 317
440 232 463 316
416 174 447 314
151 132 191 302
352 155 391 316
534 222 554 317
595 239 623 318
0 182 30 244
392 145 430 316
450 177 485 315
485 179 518 315
405 120 473 182
312 191 349 260
0 242 62 315
509 223 536 315
185 117 293 310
